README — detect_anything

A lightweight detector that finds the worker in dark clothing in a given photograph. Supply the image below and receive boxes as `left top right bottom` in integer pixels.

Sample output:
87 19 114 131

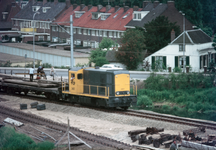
29 67 34 82
37 66 42 77
170 140 177 150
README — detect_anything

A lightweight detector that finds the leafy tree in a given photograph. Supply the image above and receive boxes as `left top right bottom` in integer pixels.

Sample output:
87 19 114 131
99 37 117 50
116 28 146 70
89 38 116 66
143 16 181 53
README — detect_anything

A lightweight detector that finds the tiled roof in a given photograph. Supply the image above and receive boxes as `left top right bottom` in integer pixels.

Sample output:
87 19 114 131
55 6 135 31
171 29 212 44
14 1 66 21
126 3 167 28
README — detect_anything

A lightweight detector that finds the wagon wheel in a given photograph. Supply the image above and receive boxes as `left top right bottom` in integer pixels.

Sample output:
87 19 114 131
7 87 14 95
121 106 129 110
24 90 28 95
49 93 59 101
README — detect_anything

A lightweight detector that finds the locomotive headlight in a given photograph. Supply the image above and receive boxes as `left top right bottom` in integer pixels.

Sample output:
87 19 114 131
116 92 119 95
127 91 130 94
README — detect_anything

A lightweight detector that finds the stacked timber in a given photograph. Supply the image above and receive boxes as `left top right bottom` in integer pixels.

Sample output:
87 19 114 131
3 79 59 88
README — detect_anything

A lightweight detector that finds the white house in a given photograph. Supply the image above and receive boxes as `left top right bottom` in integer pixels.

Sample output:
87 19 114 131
144 29 215 72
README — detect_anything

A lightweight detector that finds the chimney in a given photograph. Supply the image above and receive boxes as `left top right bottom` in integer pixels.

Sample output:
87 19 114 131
12 2 16 7
88 5 92 11
143 1 150 8
171 29 175 42
73 4 77 10
115 6 119 12
167 1 175 9
43 0 47 5
66 0 71 8
154 1 159 8
97 5 103 11
54 0 58 4
133 6 138 11
124 6 129 12
29 0 35 4
80 4 85 10
106 5 111 12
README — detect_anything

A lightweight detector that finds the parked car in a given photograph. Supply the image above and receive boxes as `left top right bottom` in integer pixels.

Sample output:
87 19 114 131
100 64 123 70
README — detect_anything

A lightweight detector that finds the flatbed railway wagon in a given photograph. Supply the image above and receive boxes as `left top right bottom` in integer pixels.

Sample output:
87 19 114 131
61 67 137 110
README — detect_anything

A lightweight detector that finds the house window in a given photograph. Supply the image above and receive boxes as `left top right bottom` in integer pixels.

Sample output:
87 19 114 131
66 27 70 33
59 27 62 32
47 36 50 41
83 41 88 47
88 41 91 46
179 44 184 51
155 56 163 69
92 30 95 36
76 39 81 45
134 13 141 19
40 22 45 29
52 26 56 31
38 36 44 41
32 6 40 12
95 30 98 36
78 28 81 34
83 29 87 35
109 31 113 37
117 32 120 38
152 56 167 69
88 29 91 35
103 31 107 37
179 56 186 68
73 28 76 34
91 42 95 48
101 14 110 20
99 30 102 37
114 31 116 38
75 12 84 18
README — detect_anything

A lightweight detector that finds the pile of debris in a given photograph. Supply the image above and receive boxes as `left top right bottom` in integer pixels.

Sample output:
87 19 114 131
128 127 180 148
129 127 216 149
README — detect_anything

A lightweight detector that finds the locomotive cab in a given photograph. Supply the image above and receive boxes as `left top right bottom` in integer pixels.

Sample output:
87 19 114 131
62 67 137 109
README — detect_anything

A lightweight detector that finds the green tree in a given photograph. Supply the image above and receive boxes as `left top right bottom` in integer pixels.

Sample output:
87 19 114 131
89 38 116 66
99 37 117 50
143 16 181 53
116 28 146 70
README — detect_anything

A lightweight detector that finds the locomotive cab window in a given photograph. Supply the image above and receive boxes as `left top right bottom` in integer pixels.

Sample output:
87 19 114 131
71 73 75 80
77 74 83 79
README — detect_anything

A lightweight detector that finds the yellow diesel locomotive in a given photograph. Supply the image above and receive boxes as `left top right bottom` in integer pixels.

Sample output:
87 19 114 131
61 67 137 110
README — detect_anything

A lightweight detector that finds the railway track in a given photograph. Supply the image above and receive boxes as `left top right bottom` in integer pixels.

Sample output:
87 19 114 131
2 91 216 131
0 104 134 150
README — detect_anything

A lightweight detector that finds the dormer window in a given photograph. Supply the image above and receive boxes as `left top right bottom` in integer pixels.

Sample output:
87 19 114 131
92 12 101 20
75 11 85 18
133 11 149 21
122 13 130 19
101 13 111 20
43 7 51 13
32 6 40 12
2 12 8 20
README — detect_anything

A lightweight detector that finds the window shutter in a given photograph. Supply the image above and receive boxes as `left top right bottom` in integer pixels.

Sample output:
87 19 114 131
203 55 206 66
151 56 155 69
186 56 189 66
163 56 166 69
175 56 178 67
215 54 216 63
200 56 201 69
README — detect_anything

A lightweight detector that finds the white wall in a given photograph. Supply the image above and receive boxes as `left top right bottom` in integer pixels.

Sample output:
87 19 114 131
144 42 213 72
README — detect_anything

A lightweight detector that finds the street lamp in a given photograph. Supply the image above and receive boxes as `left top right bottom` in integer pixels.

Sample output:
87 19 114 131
180 11 185 73
33 11 40 69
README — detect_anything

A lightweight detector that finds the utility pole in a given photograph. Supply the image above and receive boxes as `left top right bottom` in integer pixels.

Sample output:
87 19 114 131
70 15 74 68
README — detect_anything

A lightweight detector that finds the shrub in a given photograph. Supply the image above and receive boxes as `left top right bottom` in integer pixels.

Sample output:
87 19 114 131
137 95 152 107
173 67 181 73
0 126 54 150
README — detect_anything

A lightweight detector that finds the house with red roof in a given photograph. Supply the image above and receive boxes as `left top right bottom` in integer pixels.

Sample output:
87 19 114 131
51 4 141 48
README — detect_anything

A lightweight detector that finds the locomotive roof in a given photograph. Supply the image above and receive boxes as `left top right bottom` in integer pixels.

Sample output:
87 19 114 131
69 67 129 75
84 68 130 75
